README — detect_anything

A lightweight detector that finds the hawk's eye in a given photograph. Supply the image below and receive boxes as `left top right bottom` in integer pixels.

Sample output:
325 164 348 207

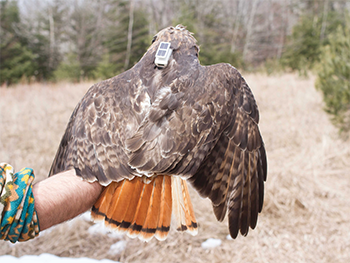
152 36 157 43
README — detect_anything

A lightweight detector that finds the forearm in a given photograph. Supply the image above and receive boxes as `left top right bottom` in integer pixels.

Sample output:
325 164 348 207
32 169 103 231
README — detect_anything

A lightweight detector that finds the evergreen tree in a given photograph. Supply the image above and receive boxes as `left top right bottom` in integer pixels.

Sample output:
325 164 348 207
0 0 37 85
53 53 81 83
66 1 103 79
281 10 345 75
22 0 67 81
52 0 106 81
173 0 244 68
101 0 150 77
316 18 350 133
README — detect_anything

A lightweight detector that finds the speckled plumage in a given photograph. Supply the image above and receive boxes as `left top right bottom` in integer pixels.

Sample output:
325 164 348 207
50 25 267 240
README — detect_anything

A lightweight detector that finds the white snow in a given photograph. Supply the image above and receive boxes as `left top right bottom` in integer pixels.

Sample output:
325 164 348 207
88 222 124 240
0 211 127 262
78 211 93 222
1 212 128 262
108 241 127 256
201 238 222 249
226 234 234 240
0 253 120 263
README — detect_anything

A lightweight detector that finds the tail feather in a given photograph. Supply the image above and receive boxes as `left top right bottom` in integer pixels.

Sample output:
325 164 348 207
92 182 119 221
172 176 186 231
92 175 196 241
155 175 172 241
139 176 163 241
127 180 153 238
181 178 198 235
105 180 130 227
172 177 198 235
118 179 144 231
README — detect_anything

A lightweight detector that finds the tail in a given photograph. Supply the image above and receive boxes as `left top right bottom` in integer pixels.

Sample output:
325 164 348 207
91 175 197 242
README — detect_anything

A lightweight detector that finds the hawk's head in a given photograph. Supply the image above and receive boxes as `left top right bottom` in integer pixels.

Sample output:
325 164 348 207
144 25 200 66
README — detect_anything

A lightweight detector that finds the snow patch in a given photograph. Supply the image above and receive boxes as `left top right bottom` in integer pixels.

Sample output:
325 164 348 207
0 253 119 263
78 211 93 222
201 238 222 249
226 234 234 240
108 240 127 256
88 222 124 239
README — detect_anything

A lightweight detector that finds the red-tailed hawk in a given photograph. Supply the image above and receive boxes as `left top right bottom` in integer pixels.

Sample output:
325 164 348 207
50 25 267 241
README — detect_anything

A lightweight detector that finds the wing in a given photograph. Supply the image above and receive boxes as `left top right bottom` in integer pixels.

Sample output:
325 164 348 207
126 63 267 238
49 70 147 185
188 64 267 238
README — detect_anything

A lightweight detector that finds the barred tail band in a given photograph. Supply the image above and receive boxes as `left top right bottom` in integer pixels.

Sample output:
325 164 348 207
91 175 197 241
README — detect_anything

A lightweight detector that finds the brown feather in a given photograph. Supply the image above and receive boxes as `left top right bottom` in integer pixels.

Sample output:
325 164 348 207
212 145 240 222
249 152 259 229
239 151 251 236
228 150 245 239
210 140 236 206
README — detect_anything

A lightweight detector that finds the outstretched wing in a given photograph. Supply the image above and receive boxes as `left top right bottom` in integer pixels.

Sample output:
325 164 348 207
125 63 267 238
188 64 267 238
49 70 145 185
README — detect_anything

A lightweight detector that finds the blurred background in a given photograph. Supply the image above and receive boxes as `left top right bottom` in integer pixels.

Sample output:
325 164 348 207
1 0 349 82
1 0 350 262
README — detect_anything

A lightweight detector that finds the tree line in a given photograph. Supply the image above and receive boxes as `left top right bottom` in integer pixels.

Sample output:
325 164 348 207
0 0 349 84
1 0 349 132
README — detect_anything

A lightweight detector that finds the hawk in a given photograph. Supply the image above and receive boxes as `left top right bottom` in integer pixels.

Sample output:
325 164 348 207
50 25 267 241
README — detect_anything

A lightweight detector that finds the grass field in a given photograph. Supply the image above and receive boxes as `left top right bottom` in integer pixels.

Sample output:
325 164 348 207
1 74 349 262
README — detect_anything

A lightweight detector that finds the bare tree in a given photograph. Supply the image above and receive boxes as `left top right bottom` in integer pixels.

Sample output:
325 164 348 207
243 0 260 62
124 0 134 70
320 0 329 41
48 6 55 69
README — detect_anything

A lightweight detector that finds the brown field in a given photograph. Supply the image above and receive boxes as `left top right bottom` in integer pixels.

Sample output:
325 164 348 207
1 74 349 263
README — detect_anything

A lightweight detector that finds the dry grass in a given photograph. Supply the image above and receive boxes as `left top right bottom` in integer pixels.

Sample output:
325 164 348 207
1 74 350 262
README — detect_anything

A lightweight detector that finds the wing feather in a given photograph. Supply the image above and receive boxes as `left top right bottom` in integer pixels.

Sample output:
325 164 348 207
188 64 267 239
50 74 141 184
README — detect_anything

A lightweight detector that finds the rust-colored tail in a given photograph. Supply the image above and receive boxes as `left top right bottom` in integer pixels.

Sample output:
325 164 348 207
91 175 197 241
